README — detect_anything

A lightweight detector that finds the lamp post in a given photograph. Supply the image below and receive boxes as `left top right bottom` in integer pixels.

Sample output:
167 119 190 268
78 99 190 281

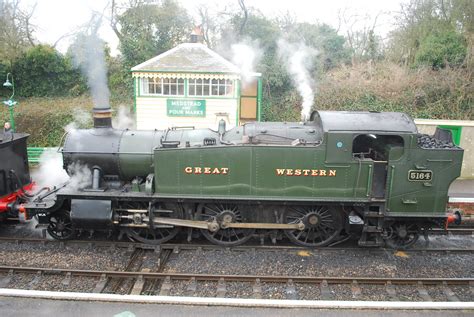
3 73 17 132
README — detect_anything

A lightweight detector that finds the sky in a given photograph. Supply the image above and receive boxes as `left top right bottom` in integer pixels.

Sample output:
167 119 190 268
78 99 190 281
22 0 407 55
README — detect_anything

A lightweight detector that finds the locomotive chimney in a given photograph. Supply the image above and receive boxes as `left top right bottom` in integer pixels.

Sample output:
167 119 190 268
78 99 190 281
93 107 112 128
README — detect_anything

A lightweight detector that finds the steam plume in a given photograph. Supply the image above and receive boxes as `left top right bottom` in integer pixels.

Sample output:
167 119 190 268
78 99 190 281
112 105 135 130
277 39 318 120
231 40 262 84
70 14 110 109
32 151 92 191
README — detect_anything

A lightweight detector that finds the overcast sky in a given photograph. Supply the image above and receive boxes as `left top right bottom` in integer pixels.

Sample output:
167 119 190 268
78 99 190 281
22 0 407 55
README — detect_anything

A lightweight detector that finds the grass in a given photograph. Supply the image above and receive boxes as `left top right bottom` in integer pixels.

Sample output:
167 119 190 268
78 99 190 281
0 95 133 147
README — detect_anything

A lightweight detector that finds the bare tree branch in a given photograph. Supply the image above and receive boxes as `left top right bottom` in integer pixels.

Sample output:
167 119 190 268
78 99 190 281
110 0 124 41
238 0 248 37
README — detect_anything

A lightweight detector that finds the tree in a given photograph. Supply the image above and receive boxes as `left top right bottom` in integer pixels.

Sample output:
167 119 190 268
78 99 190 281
388 0 471 67
0 0 37 65
111 0 193 68
337 8 385 63
284 22 351 71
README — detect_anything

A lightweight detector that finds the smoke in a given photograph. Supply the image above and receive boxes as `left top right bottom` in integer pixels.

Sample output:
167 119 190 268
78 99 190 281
231 40 262 84
32 151 92 191
277 39 318 121
112 105 135 130
70 13 110 110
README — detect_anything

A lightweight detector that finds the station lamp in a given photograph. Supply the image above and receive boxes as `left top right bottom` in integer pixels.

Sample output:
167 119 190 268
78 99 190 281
3 73 17 132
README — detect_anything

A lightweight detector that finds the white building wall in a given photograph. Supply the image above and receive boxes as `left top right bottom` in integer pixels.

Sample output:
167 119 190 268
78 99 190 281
136 97 239 131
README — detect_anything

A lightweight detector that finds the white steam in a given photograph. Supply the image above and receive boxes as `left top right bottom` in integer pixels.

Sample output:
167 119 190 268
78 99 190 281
70 14 110 110
32 151 69 190
112 105 135 130
231 41 262 83
66 163 93 191
32 151 92 192
277 39 318 121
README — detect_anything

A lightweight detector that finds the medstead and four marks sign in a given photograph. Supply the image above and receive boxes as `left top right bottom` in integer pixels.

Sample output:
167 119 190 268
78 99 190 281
167 99 206 117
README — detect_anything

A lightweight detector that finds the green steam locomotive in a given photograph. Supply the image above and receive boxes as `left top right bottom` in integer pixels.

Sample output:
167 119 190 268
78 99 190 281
25 109 463 249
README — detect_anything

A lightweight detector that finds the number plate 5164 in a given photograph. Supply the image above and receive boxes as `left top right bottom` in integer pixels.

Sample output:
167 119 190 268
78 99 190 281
408 170 433 181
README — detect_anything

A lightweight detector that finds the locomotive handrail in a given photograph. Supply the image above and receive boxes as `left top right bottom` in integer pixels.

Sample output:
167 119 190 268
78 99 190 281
56 131 69 152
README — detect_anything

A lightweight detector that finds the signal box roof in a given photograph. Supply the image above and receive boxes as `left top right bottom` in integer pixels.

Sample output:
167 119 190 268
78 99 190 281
313 111 418 133
132 43 241 74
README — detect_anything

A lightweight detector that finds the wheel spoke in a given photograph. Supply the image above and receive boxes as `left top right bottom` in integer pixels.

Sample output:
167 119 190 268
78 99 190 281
126 203 182 245
284 205 342 247
199 204 254 246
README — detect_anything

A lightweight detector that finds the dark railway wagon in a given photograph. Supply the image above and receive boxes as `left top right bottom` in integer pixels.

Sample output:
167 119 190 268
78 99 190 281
26 110 463 249
0 132 32 221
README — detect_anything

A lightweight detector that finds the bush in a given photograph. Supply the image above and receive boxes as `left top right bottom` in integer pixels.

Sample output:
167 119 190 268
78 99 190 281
414 30 467 69
12 45 86 97
315 61 473 120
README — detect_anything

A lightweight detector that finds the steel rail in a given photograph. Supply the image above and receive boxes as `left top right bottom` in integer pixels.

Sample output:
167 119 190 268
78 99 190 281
0 236 473 253
0 265 471 286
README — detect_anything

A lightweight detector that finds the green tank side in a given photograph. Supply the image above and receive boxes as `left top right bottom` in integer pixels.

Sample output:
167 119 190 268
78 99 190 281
385 139 463 216
154 145 373 201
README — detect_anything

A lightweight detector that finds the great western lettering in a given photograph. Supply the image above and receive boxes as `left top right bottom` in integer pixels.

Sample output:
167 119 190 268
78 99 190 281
275 169 336 177
184 167 229 175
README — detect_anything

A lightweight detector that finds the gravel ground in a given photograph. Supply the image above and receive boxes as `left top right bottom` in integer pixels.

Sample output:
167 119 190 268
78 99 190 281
29 275 98 293
329 284 353 301
158 244 473 301
261 283 287 299
296 283 321 300
351 285 387 301
161 249 473 278
425 285 451 301
0 242 130 271
225 281 253 298
450 285 473 302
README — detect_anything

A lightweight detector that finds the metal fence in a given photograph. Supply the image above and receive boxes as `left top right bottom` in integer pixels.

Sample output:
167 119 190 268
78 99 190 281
27 147 58 164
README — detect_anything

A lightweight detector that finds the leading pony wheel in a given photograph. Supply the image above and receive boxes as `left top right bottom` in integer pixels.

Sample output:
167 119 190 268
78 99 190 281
47 210 76 240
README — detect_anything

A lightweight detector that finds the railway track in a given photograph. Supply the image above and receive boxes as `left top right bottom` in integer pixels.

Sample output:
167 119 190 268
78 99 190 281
0 264 472 301
0 235 472 302
0 236 472 253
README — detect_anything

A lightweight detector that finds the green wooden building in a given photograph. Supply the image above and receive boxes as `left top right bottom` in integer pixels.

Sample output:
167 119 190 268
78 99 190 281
132 43 262 130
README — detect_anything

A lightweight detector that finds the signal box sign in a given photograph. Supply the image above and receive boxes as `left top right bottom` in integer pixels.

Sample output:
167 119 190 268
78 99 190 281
167 99 206 117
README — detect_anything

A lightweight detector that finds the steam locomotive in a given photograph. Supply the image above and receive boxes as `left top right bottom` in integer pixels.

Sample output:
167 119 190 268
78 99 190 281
2 107 464 249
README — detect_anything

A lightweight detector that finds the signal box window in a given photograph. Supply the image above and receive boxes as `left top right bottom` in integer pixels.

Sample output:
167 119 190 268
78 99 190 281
141 78 184 96
188 79 234 96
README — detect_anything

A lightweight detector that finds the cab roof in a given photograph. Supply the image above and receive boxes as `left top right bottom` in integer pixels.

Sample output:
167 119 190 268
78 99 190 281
313 111 418 133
